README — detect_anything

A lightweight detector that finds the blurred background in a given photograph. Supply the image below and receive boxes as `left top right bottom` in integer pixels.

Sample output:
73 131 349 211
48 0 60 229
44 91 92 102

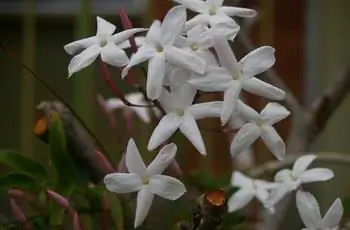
1 0 350 229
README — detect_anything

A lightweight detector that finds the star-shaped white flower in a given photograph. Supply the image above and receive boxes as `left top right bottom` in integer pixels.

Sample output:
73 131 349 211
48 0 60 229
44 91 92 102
121 6 206 100
102 92 160 123
296 190 343 230
148 85 223 155
64 16 146 77
104 139 186 228
189 36 286 125
228 171 278 213
173 0 256 33
266 155 334 207
230 102 290 160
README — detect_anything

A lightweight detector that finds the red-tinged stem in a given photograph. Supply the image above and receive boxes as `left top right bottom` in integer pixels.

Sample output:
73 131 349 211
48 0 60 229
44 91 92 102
101 192 108 230
72 211 82 230
118 7 138 53
94 150 115 174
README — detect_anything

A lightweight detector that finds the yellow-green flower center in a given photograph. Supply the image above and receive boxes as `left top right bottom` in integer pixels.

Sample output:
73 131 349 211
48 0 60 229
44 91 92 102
176 109 185 116
99 39 108 47
190 43 200 51
156 45 163 52
209 6 217 16
141 175 150 185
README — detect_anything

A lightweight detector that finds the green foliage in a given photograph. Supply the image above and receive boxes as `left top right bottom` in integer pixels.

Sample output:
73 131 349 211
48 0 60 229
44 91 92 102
342 197 350 214
0 173 36 190
188 171 231 192
106 191 124 230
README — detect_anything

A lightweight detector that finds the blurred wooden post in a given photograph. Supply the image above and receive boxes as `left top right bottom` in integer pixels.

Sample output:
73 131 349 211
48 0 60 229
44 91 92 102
20 0 36 156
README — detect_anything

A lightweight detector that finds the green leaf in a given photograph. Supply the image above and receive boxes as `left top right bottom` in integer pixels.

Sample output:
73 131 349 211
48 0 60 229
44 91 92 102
48 112 76 186
0 150 47 180
106 191 124 230
342 197 350 214
0 172 36 190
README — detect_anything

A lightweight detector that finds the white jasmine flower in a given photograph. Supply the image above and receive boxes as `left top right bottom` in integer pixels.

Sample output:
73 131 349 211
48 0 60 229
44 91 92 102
121 6 206 100
228 171 278 213
189 36 285 125
266 155 334 207
148 85 223 155
64 16 146 77
296 190 343 230
173 0 256 32
104 92 160 123
230 102 290 160
104 139 186 228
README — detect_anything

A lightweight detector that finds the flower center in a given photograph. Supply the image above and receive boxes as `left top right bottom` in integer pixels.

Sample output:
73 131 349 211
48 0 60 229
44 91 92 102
209 6 217 16
99 39 108 47
156 45 163 53
256 119 265 127
176 109 185 116
232 68 243 80
141 175 150 185
190 42 200 51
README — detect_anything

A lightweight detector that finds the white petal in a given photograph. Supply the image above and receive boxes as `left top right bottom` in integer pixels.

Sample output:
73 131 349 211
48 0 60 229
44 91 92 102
220 7 257 18
242 78 286 100
230 123 260 157
236 100 259 121
64 36 97 55
296 190 322 228
126 138 147 174
230 171 253 188
112 28 147 44
173 0 208 13
188 101 223 119
158 89 174 113
265 185 289 207
213 35 239 72
147 53 166 100
221 82 241 125
121 44 156 78
104 173 143 193
210 22 240 41
146 20 162 44
134 187 154 228
185 14 210 30
132 107 151 123
255 185 270 204
321 198 343 229
68 45 100 77
166 47 206 74
149 175 186 200
260 125 285 160
260 102 291 125
148 113 182 150
299 168 334 183
292 155 317 177
161 5 187 45
274 169 293 182
171 83 197 109
188 67 232 92
187 24 207 41
96 16 116 37
227 189 254 212
180 114 206 155
240 46 276 77
147 143 177 175
105 98 124 111
117 36 145 49
100 43 129 67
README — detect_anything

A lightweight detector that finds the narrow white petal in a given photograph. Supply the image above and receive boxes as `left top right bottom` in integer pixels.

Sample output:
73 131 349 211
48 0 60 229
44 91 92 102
171 83 197 109
230 171 253 188
100 43 129 67
296 190 322 228
166 47 206 74
242 78 286 100
134 187 154 228
146 20 162 44
260 125 286 160
260 102 291 125
158 89 174 113
187 24 207 41
64 36 97 55
147 143 177 175
180 114 206 155
220 7 257 18
265 185 289 207
104 173 143 193
132 107 151 123
274 169 293 182
230 123 260 157
292 155 317 177
149 175 186 200
188 101 223 120
68 45 100 77
321 198 343 229
299 168 334 183
210 22 240 41
147 53 166 100
173 0 208 13
240 46 276 77
227 189 254 212
185 14 210 30
112 28 147 44
211 0 224 7
126 138 147 174
255 185 270 204
148 113 182 150
221 82 241 125
213 35 239 72
117 36 145 49
161 5 187 45
96 16 116 37
121 44 156 78
105 98 124 111
236 100 259 121
188 67 232 92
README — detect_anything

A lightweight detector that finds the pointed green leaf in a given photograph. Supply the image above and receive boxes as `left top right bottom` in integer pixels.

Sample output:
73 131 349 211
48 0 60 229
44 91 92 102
0 173 36 190
0 150 47 180
106 191 124 230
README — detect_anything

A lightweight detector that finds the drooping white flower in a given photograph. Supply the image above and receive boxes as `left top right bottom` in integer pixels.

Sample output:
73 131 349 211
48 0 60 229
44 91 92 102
296 190 343 230
148 85 223 155
64 16 146 77
121 6 206 100
104 139 186 228
103 92 161 123
189 36 285 125
173 0 256 34
230 102 290 160
266 155 334 207
228 171 278 213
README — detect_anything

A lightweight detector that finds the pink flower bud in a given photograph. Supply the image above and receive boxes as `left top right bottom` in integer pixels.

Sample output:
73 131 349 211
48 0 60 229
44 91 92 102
72 211 82 230
95 150 115 174
10 198 27 224
8 189 26 199
46 190 70 210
